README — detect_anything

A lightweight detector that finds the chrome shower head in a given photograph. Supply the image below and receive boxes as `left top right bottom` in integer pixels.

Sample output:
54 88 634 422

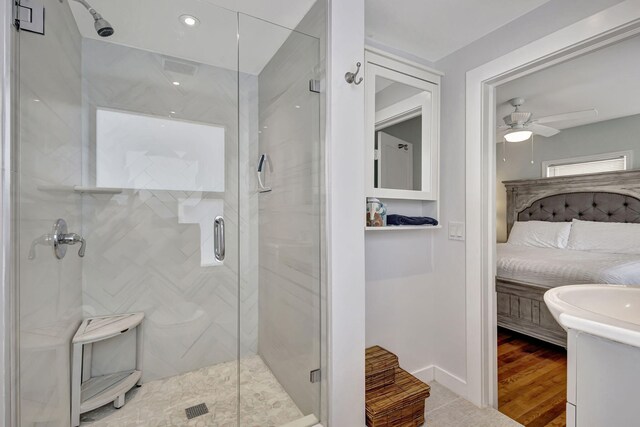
89 9 114 37
73 0 114 37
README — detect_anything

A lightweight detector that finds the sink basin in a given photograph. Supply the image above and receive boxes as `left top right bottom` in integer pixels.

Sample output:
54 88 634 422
544 284 640 348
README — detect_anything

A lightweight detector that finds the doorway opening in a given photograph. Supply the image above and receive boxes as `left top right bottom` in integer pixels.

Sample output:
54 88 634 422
465 0 640 418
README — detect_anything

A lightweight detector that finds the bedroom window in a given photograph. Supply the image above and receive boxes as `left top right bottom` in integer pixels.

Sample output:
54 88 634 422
543 151 631 178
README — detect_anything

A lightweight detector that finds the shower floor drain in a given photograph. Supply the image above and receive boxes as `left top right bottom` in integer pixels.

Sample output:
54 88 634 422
185 403 209 420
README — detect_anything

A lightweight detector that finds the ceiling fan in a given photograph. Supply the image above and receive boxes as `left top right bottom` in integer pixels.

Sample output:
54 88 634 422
498 97 598 142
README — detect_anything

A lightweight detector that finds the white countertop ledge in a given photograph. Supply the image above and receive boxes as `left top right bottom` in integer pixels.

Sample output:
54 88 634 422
560 313 640 348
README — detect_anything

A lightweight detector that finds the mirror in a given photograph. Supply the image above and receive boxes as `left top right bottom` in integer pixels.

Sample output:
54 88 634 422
365 54 439 200
374 76 427 191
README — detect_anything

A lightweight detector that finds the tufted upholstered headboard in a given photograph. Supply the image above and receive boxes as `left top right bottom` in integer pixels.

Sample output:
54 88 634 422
504 170 640 236
518 192 640 223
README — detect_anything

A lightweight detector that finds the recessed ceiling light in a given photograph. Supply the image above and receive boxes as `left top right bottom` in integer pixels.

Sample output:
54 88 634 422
172 81 180 86
295 105 301 109
170 111 176 114
180 14 200 27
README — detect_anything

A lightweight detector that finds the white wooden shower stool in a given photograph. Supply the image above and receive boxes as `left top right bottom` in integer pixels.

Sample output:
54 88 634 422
71 312 144 427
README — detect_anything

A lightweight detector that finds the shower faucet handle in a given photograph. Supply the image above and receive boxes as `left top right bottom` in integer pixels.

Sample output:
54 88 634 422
52 219 86 259
60 233 86 258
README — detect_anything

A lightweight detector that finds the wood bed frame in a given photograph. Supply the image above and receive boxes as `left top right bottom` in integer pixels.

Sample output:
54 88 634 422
497 170 640 347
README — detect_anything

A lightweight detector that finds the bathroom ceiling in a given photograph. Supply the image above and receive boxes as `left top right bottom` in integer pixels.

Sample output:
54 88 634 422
496 35 640 133
366 0 551 62
68 0 316 75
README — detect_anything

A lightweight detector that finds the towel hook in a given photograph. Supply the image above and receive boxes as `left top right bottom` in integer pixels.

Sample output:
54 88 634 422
345 62 363 85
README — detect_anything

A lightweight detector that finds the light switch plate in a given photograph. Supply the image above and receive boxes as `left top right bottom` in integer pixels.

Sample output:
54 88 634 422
448 221 465 241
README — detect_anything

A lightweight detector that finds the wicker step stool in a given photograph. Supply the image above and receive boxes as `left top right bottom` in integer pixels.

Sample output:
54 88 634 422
366 346 431 427
366 346 400 391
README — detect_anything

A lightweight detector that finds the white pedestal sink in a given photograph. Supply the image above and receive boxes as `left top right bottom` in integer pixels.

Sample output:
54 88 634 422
544 284 640 427
545 284 640 347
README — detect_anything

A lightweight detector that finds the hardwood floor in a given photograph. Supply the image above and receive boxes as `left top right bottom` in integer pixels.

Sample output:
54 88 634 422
498 328 567 427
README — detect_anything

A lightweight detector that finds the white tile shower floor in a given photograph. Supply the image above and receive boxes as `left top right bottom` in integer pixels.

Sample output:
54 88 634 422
81 355 304 427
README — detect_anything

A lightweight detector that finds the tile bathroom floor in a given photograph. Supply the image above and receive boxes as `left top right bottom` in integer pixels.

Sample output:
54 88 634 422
426 381 522 427
81 357 518 427
81 355 304 427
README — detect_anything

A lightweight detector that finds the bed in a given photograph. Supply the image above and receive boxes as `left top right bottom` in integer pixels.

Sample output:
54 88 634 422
496 170 640 347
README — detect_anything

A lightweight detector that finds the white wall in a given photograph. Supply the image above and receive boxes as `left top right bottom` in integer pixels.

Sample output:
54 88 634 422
496 114 640 241
365 231 435 380
431 0 623 397
327 0 365 425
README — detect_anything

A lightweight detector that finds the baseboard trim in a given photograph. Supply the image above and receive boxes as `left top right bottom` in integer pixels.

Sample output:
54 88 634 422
434 366 467 397
410 365 435 383
410 365 467 398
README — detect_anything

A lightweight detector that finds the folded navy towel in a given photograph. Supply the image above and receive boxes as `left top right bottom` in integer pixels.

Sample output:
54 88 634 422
387 215 438 226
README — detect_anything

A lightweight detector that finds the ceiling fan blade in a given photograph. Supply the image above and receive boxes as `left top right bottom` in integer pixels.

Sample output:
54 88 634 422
535 109 598 124
497 124 510 130
528 123 560 137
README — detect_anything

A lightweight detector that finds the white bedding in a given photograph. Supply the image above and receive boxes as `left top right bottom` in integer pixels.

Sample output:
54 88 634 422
496 243 640 288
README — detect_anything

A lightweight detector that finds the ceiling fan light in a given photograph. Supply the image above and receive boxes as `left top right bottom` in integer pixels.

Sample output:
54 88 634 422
504 130 533 143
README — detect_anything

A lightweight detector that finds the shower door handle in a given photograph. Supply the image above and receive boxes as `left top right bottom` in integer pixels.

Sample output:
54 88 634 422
257 153 272 193
214 216 225 262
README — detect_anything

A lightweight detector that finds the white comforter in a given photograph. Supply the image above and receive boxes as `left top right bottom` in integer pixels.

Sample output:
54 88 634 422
496 243 640 288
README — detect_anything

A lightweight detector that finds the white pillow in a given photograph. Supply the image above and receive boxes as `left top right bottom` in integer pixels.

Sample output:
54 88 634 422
567 219 640 254
507 221 572 249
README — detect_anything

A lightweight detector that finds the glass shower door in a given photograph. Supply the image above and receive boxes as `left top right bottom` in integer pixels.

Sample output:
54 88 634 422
16 1 241 425
239 14 322 426
17 2 85 423
16 1 323 425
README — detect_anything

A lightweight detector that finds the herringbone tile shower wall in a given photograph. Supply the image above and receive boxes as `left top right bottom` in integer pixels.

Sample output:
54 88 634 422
80 39 259 382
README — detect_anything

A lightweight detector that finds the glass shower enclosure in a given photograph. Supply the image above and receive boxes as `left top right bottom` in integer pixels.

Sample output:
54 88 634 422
14 0 323 425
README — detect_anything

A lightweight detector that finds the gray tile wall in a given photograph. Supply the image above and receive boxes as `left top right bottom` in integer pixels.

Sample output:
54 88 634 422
80 39 259 382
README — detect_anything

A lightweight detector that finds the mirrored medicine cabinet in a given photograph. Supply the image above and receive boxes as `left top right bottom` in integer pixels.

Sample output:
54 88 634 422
365 49 441 201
